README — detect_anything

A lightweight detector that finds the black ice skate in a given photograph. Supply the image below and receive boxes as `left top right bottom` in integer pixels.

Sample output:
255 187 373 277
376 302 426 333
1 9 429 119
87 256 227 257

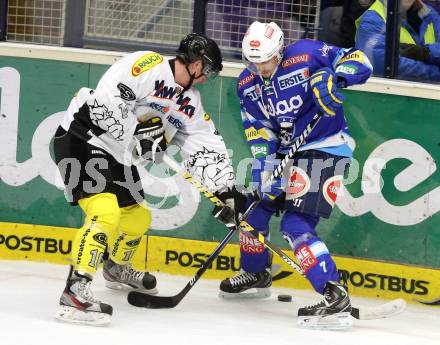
103 258 157 294
56 269 113 326
297 281 353 330
219 269 272 299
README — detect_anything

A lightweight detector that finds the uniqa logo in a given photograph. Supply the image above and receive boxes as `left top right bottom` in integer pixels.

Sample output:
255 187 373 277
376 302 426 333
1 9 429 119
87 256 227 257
0 67 199 230
265 95 304 116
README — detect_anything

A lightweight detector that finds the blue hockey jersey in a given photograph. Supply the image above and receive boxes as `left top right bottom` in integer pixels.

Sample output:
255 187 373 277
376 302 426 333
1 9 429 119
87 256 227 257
238 39 372 160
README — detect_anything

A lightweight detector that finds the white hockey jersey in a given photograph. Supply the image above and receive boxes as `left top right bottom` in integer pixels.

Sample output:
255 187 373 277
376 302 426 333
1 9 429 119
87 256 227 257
60 51 234 192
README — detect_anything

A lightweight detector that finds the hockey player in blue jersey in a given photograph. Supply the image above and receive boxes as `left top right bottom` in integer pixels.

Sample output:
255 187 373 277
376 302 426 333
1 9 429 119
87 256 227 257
219 21 372 329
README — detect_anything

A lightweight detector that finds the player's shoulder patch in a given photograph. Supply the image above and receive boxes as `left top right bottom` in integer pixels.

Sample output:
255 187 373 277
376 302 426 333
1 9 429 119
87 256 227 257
281 42 312 69
281 53 311 69
238 71 255 90
336 50 366 65
131 52 164 76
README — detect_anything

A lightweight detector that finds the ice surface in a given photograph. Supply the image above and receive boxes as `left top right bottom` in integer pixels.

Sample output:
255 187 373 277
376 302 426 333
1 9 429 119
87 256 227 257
0 261 438 345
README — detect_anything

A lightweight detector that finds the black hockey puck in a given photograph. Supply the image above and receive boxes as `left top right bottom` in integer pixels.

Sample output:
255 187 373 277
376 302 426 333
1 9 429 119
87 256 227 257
277 294 292 302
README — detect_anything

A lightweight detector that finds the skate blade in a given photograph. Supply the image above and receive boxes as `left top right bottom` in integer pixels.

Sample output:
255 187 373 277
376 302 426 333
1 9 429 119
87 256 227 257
218 288 271 299
105 280 158 295
55 305 111 326
297 312 353 330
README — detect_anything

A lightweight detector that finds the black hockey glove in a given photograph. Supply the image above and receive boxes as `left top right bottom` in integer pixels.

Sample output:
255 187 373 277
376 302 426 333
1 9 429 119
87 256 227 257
212 187 248 227
133 117 167 162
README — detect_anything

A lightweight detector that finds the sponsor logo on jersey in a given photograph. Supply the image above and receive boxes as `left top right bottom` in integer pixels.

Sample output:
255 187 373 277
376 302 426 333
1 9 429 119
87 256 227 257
337 51 365 64
281 54 310 68
154 80 179 99
131 53 163 76
286 166 311 200
238 73 255 88
295 243 318 273
167 114 183 129
265 95 304 116
335 64 358 75
277 67 310 90
245 126 269 141
323 175 342 207
117 82 136 101
176 93 195 117
338 269 429 295
147 101 169 114
239 231 265 254
319 43 330 57
245 127 259 141
243 85 259 101
250 143 268 158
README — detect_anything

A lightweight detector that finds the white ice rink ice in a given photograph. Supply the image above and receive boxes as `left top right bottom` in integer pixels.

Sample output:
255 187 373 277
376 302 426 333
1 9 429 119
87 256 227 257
0 261 439 345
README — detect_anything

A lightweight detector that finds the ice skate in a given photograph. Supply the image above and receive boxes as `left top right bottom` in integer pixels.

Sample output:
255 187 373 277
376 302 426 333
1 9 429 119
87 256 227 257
219 269 272 299
56 269 112 326
103 258 158 294
297 281 353 330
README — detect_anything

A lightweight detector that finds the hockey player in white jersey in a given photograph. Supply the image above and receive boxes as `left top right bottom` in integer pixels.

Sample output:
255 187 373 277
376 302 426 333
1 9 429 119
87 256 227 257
53 33 246 325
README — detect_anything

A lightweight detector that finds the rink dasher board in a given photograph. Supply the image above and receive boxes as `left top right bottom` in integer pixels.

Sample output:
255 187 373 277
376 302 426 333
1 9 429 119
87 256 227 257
0 221 439 304
1 43 440 269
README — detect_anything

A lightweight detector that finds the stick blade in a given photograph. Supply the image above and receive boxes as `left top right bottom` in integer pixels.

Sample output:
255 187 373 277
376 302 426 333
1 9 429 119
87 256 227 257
127 291 178 309
354 298 407 320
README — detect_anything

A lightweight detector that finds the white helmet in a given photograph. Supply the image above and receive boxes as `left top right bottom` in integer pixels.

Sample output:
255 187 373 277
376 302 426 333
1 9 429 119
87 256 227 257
242 21 284 72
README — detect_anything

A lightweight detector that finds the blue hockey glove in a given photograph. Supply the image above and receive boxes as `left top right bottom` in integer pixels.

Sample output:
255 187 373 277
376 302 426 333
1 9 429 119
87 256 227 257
310 67 344 117
260 174 284 202
252 157 284 202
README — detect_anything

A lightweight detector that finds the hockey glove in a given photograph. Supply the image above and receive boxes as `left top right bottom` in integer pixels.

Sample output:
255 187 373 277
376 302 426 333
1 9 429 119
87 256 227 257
258 172 284 203
310 67 344 117
252 156 284 203
212 187 248 227
133 116 167 162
